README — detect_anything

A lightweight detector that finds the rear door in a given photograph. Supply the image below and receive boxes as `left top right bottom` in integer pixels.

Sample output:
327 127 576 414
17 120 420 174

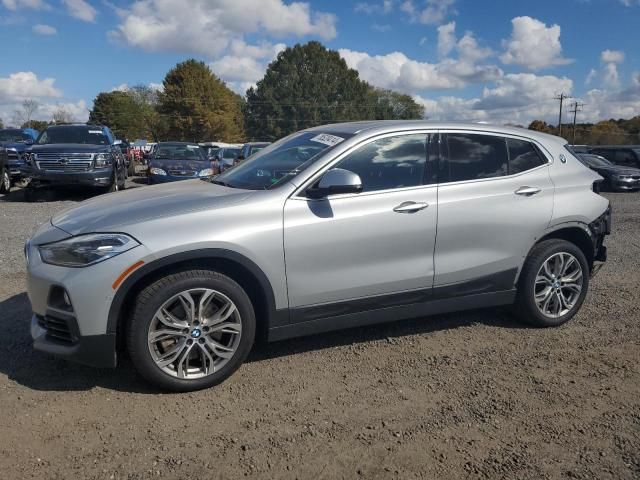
434 131 554 291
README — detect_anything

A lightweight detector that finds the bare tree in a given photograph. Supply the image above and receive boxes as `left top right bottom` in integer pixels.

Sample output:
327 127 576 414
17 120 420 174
52 105 73 124
13 99 40 128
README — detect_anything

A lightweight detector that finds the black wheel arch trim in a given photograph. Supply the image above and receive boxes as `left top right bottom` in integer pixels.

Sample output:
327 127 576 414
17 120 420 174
106 248 283 335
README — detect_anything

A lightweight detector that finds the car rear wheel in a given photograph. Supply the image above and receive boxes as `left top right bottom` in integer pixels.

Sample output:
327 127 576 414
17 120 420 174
515 239 589 327
0 168 10 193
127 270 256 391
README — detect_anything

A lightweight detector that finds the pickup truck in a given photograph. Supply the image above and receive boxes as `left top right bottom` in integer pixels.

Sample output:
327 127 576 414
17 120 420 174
22 124 126 195
0 128 39 189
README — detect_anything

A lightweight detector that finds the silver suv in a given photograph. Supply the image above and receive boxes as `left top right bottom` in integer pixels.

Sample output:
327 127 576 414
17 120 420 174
26 121 611 391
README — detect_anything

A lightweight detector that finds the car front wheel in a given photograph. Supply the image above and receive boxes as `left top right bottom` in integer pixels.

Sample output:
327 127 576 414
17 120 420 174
515 239 590 327
127 270 256 391
0 168 10 193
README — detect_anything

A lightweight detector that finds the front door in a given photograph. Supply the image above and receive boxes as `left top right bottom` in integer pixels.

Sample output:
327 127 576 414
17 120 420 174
283 132 439 312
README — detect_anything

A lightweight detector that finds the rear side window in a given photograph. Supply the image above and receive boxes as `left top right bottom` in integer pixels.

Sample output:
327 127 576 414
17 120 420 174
334 133 427 192
507 138 546 174
444 133 508 182
614 149 637 166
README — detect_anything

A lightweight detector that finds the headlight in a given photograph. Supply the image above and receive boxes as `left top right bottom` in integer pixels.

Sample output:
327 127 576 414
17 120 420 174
94 153 112 168
150 167 167 176
38 233 140 267
199 168 213 177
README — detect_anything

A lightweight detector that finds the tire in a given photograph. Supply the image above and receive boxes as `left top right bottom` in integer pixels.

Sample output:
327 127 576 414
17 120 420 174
515 239 590 327
0 168 10 193
126 269 256 392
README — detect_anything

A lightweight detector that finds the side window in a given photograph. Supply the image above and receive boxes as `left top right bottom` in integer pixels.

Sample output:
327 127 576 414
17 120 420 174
333 134 427 192
445 133 508 182
507 138 546 174
592 149 614 162
615 149 636 166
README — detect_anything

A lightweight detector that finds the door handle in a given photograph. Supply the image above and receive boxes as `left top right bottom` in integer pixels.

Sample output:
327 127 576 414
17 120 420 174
393 201 429 213
514 186 542 196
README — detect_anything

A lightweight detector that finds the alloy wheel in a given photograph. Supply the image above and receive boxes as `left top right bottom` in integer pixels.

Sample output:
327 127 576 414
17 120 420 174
1 171 10 192
147 288 242 379
534 252 583 318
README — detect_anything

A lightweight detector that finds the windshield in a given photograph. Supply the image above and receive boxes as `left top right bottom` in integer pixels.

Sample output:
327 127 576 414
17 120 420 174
153 144 206 161
221 148 241 159
0 130 32 142
580 154 612 168
214 131 352 190
37 126 109 145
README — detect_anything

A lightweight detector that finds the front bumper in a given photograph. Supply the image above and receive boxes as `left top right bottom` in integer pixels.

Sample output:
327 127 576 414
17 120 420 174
31 314 116 368
26 231 152 368
8 160 24 178
150 173 211 183
25 167 114 187
610 177 640 191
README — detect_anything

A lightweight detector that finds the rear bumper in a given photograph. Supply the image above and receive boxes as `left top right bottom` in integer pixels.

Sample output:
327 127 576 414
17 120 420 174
610 177 640 191
589 205 611 270
31 314 117 368
25 167 114 187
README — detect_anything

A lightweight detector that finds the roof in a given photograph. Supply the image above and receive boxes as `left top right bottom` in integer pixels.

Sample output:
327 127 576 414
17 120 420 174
305 120 566 144
244 142 271 146
588 145 640 149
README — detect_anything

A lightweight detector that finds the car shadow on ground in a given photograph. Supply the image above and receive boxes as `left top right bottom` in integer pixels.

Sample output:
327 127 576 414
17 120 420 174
0 187 97 203
0 291 527 394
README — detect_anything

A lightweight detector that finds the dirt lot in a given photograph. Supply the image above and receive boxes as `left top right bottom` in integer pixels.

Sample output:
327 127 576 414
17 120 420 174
0 181 638 480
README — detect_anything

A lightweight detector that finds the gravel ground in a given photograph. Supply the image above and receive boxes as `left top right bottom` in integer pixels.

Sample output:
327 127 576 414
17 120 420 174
0 181 638 480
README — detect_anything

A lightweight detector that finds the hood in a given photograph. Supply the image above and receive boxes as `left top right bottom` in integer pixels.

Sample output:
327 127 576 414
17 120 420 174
29 144 110 154
0 141 29 152
51 180 253 235
150 158 210 172
592 165 640 176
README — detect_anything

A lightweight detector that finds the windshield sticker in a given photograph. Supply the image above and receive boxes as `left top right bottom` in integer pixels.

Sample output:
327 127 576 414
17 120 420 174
310 133 345 147
88 130 103 134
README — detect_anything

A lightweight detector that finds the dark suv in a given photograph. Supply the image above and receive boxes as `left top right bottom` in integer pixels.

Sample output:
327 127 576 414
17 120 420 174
23 124 126 194
588 145 640 169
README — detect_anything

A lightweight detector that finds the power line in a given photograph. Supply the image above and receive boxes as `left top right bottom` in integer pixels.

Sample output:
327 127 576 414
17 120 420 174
553 92 572 137
569 101 585 145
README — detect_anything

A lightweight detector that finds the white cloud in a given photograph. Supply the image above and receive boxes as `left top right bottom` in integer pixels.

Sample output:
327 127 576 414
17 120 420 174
32 23 56 35
1 0 49 10
354 1 393 14
209 40 286 94
339 47 501 92
600 49 624 64
62 0 97 22
585 68 597 85
371 23 392 32
437 21 456 57
500 16 572 70
603 62 620 88
111 0 337 58
38 100 89 122
401 0 455 25
0 71 61 103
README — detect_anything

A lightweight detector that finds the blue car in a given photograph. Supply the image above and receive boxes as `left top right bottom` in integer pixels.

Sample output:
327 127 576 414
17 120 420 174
148 142 214 184
0 128 39 185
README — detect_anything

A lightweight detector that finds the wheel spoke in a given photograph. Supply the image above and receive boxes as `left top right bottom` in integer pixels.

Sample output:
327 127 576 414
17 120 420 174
155 308 189 329
198 343 216 374
208 321 242 335
148 329 185 344
177 292 196 323
198 289 217 321
176 342 196 378
204 337 235 359
535 286 553 305
205 302 237 326
155 338 188 368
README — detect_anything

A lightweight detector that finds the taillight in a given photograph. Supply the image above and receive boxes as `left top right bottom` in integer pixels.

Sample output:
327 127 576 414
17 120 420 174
592 180 603 194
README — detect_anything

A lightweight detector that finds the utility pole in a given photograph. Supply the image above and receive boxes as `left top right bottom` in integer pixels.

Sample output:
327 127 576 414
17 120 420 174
569 101 584 145
554 93 572 137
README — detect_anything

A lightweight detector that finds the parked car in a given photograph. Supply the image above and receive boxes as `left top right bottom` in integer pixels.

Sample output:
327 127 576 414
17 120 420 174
577 153 640 191
116 139 136 177
22 124 127 194
588 145 640 169
26 121 610 391
0 146 9 193
213 146 242 172
148 142 214 184
0 128 39 185
237 142 271 160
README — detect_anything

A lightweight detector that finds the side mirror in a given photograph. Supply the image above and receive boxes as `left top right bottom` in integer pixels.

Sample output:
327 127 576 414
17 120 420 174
306 168 363 199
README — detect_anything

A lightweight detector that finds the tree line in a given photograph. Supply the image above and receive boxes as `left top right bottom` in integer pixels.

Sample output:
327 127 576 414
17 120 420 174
88 42 425 143
528 117 640 145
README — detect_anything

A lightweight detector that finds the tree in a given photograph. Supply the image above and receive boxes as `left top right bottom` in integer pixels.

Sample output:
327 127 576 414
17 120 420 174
369 88 424 120
13 99 39 128
589 120 627 145
0 118 4 129
90 89 152 141
245 42 367 140
23 119 49 132
52 105 73 124
528 120 556 135
157 59 244 142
